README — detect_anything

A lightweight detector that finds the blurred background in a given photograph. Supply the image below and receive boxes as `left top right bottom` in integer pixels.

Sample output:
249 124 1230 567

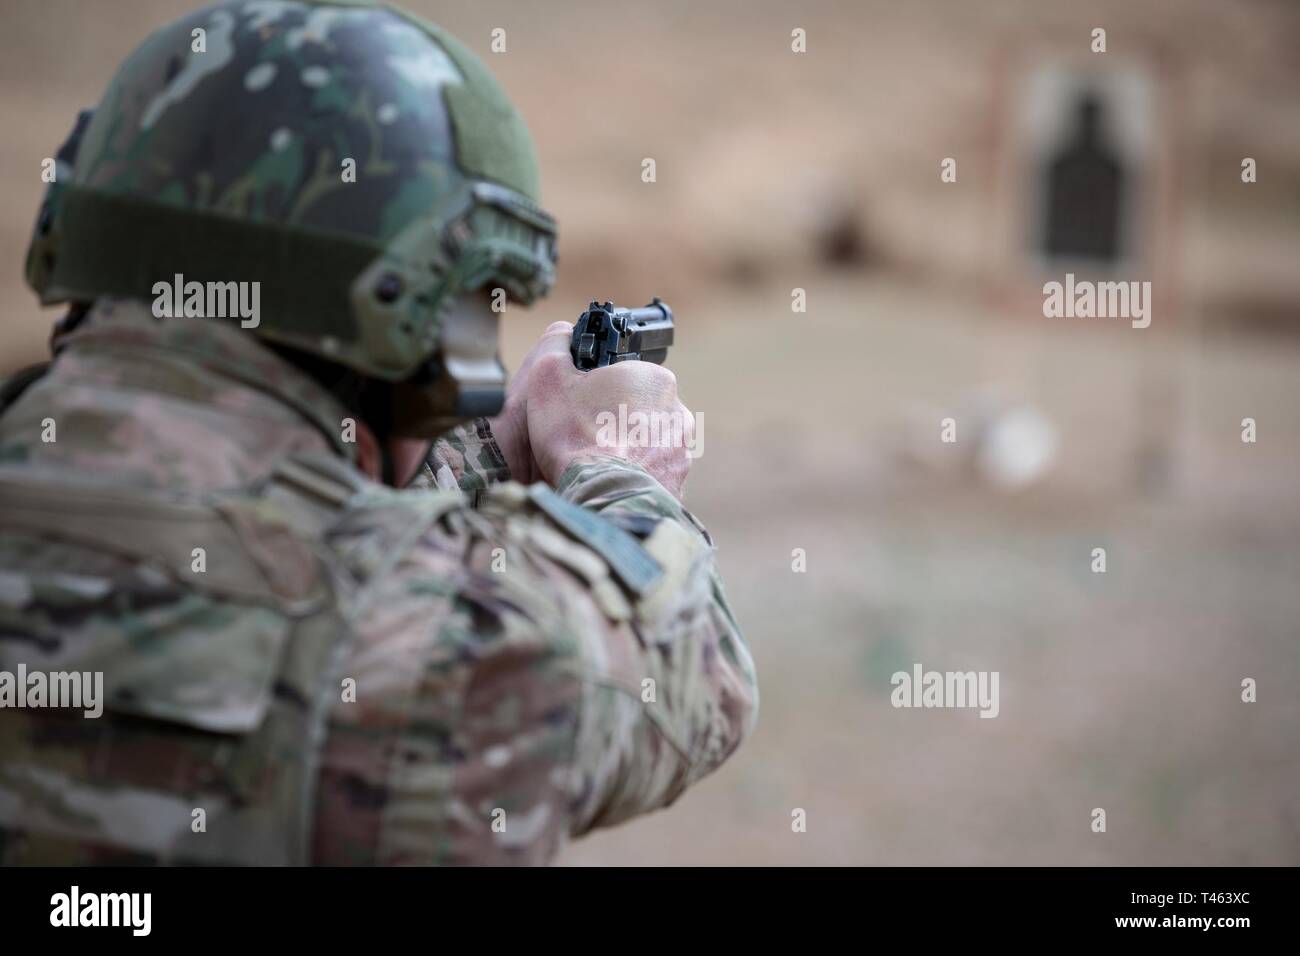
2 0 1298 864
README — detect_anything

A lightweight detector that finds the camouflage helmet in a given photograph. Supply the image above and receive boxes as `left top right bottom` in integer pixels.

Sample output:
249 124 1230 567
25 0 556 434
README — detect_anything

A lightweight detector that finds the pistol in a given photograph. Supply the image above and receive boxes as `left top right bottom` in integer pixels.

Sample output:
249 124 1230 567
570 298 674 371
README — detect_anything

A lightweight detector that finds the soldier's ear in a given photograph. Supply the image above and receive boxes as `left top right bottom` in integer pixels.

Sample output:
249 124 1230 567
351 417 384 483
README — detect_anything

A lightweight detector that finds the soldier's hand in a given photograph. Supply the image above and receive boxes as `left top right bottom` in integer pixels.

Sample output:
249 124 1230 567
490 321 694 499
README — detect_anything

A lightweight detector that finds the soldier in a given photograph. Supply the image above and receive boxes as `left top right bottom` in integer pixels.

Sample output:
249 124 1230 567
0 0 756 864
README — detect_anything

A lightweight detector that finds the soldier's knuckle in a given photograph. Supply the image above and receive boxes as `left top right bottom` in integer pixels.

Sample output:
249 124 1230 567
530 349 569 383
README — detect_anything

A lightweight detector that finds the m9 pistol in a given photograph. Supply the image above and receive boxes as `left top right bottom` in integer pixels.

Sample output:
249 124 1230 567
570 298 673 371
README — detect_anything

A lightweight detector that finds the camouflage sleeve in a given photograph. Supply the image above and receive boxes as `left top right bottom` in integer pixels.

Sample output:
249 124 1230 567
552 454 758 833
408 417 510 501
314 456 757 864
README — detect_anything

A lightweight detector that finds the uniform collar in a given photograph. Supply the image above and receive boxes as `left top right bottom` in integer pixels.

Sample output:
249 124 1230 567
58 298 363 464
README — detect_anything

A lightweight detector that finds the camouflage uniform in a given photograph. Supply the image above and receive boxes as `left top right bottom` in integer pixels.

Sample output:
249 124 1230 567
0 299 756 864
0 0 757 864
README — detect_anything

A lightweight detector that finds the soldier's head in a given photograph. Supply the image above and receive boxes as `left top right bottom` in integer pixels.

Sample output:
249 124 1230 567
25 0 556 469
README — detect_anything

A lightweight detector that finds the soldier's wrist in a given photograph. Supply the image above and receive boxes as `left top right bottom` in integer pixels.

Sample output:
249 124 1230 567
554 453 655 499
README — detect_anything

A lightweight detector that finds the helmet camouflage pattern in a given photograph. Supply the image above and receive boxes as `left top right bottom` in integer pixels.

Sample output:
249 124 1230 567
26 0 556 427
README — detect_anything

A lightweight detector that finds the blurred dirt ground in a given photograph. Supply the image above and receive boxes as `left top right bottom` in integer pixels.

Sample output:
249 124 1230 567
2 0 1298 864
543 277 1300 865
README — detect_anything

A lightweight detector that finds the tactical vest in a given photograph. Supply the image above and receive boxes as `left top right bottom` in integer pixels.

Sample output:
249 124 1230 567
0 450 458 864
